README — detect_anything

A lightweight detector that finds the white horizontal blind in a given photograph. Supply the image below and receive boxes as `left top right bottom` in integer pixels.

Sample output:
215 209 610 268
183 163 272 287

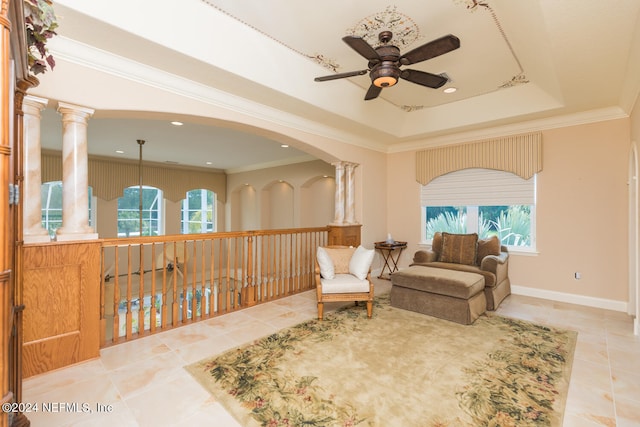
420 168 535 206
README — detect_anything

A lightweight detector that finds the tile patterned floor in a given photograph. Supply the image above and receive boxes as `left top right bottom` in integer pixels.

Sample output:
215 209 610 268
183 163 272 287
21 279 640 426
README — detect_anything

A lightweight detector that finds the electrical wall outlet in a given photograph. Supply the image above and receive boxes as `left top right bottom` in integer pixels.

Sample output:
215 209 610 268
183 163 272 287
574 272 582 280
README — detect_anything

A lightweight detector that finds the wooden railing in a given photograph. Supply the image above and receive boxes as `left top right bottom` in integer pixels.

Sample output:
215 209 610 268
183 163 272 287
100 227 328 346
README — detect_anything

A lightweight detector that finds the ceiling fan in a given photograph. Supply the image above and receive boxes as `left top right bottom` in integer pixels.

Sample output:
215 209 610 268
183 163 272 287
314 31 460 100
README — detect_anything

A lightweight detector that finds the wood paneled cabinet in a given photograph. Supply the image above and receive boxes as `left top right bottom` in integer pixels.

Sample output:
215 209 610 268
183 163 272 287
21 242 101 378
327 224 362 247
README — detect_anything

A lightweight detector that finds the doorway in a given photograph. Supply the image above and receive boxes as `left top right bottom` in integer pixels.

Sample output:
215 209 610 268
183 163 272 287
629 141 639 335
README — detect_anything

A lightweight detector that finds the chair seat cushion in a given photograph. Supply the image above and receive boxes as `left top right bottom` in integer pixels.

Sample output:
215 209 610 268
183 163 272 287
320 274 370 294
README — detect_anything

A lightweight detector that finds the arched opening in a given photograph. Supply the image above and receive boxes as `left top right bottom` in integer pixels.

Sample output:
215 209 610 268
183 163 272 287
261 180 294 230
629 141 639 335
301 175 335 227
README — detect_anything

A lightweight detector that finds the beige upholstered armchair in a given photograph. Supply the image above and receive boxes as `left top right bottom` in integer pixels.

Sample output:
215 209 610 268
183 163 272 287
315 245 375 320
411 232 511 310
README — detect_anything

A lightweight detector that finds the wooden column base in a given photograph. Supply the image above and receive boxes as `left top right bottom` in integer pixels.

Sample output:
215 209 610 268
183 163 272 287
327 224 362 247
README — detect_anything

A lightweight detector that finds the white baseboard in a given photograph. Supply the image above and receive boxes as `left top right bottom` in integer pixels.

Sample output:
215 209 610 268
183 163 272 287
377 270 629 313
511 285 628 313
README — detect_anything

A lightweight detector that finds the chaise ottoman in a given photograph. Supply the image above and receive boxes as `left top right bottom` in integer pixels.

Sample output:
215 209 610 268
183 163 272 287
390 265 486 325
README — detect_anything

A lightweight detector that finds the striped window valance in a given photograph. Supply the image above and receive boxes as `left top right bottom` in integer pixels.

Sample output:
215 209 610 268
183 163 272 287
415 132 543 185
41 151 227 202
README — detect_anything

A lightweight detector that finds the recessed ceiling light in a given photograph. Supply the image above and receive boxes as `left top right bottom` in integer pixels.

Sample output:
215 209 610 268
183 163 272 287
170 121 183 126
444 87 457 94
205 161 212 165
115 150 124 154
280 144 289 148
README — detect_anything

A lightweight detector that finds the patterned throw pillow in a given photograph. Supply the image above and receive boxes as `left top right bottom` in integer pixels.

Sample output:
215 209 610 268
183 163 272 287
476 235 501 265
439 232 478 265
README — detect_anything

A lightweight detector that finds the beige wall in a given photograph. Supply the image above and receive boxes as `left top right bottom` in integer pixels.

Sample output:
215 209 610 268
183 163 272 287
387 118 631 304
633 95 640 144
226 160 336 231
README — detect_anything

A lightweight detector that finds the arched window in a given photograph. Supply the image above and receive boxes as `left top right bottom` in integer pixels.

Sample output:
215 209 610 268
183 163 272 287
181 189 216 234
41 181 94 237
117 186 163 237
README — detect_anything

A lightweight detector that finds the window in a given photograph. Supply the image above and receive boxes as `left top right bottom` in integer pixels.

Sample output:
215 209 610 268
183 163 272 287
421 169 536 250
181 189 216 234
117 186 163 237
41 181 94 237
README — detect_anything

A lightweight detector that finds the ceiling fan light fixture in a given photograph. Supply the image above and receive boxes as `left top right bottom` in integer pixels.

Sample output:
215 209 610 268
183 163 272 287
371 63 400 88
373 75 397 87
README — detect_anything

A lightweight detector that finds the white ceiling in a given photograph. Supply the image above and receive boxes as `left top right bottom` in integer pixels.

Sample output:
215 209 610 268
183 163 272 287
32 0 640 171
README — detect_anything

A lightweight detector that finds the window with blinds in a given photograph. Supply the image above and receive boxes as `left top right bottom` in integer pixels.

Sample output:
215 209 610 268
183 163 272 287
420 168 536 250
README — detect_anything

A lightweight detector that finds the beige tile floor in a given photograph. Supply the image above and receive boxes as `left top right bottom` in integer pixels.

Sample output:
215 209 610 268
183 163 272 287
21 278 640 426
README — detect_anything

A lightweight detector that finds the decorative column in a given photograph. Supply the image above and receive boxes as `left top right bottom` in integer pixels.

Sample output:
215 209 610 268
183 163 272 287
327 161 361 246
55 102 98 241
344 162 358 224
332 161 345 224
22 96 51 243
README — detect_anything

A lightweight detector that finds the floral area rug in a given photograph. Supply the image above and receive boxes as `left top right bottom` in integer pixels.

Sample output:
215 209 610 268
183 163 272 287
185 294 577 427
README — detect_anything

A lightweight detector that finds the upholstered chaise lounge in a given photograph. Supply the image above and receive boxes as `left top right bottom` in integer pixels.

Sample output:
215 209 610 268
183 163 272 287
390 265 487 324
390 232 511 324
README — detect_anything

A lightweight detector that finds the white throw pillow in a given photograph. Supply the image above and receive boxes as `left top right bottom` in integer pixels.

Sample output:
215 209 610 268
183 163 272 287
349 245 375 280
316 247 335 279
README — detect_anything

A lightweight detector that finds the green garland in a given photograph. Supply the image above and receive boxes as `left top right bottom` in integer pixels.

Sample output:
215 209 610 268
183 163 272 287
24 0 58 75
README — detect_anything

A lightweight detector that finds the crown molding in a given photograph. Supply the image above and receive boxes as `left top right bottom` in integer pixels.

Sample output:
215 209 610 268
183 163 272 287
47 37 390 153
45 36 632 158
388 106 629 153
225 154 317 174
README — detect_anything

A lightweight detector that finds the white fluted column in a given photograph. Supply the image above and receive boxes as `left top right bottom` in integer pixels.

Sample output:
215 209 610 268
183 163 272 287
332 162 345 224
344 162 358 224
23 96 51 243
55 102 98 241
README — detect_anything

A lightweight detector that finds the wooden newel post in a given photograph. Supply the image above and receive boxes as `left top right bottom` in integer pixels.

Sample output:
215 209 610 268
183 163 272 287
243 234 257 306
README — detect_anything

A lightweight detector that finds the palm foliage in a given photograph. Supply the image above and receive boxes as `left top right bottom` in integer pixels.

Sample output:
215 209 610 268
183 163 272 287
427 205 531 247
426 210 466 238
488 206 531 246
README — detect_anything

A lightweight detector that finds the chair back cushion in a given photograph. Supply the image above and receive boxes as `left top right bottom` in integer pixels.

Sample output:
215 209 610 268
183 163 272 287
432 231 443 255
323 247 356 274
476 235 500 265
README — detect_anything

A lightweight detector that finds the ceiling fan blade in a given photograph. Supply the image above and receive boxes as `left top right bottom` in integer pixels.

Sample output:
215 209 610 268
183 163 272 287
400 69 448 89
342 36 381 63
314 69 368 82
364 85 382 100
399 34 460 66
